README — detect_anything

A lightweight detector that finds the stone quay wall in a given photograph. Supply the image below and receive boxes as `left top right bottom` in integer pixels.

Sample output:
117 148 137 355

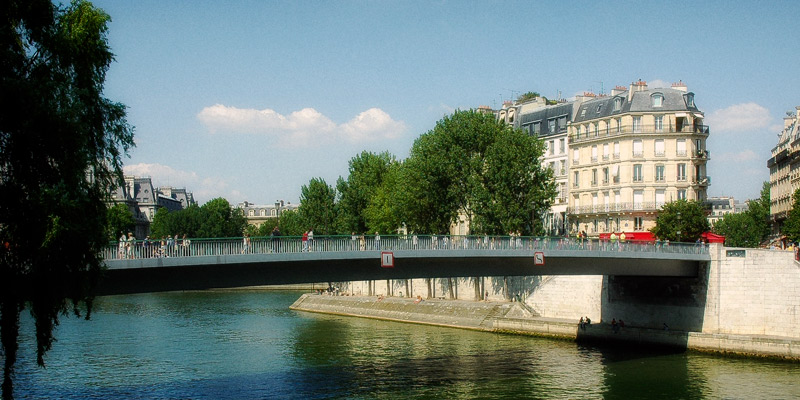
302 244 800 359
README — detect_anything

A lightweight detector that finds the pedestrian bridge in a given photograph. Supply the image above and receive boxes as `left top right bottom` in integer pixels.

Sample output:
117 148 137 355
99 235 711 295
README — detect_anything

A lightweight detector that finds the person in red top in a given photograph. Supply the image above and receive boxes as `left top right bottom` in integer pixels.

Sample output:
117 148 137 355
302 230 309 252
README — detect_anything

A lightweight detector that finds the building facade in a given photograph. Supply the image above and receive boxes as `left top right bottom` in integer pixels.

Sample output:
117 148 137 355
706 196 748 228
567 80 710 236
108 176 197 238
768 106 800 233
237 200 298 229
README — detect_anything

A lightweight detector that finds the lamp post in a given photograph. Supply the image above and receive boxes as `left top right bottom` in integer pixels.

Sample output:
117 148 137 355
676 211 681 243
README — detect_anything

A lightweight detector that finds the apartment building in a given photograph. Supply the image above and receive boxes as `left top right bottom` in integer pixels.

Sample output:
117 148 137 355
567 80 710 236
767 106 800 232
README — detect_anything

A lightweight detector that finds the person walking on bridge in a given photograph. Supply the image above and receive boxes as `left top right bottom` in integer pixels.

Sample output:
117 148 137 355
302 230 309 252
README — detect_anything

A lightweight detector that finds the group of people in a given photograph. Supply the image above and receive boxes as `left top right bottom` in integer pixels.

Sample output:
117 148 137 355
578 316 626 333
117 233 190 259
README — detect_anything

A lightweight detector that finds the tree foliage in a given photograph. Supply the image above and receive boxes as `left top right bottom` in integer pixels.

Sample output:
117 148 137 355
364 161 405 234
150 199 245 239
298 178 337 234
106 203 135 241
0 1 135 397
402 110 555 235
650 200 710 242
336 151 395 234
713 182 771 247
516 91 540 103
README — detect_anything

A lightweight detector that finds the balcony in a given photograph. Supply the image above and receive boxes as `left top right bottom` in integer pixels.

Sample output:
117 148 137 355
567 201 665 215
692 176 711 186
694 149 710 160
570 124 710 144
591 156 598 163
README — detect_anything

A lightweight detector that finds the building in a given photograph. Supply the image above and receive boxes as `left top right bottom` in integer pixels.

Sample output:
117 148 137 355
706 196 748 228
237 200 298 229
767 106 800 233
567 80 710 236
108 176 197 238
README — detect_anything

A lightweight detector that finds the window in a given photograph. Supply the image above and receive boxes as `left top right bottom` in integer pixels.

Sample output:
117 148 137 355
654 115 663 132
614 97 623 112
655 139 665 157
603 143 609 160
573 149 580 164
656 189 665 206
613 141 620 158
633 190 644 210
594 122 599 137
248 209 255 216
685 93 695 107
591 145 598 162
596 105 603 113
616 118 622 133
603 192 610 210
576 125 581 138
614 191 621 205
677 163 686 181
573 171 580 187
558 116 567 132
560 160 566 176
532 122 541 135
592 169 598 185
633 116 642 133
559 138 565 154
633 164 643 182
550 161 556 172
651 93 664 107
603 167 609 184
592 193 598 207
549 119 556 133
633 139 643 157
634 216 643 230
677 139 686 156
549 140 555 156
655 165 665 181
677 189 686 200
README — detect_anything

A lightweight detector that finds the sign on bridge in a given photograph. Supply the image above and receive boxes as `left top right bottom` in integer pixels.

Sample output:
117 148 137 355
381 252 394 268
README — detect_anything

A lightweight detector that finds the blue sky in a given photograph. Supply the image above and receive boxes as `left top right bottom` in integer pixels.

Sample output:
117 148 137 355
94 0 799 205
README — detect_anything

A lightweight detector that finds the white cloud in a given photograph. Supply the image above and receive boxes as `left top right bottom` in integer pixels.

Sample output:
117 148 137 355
648 79 670 88
123 163 237 204
706 103 771 132
197 104 405 147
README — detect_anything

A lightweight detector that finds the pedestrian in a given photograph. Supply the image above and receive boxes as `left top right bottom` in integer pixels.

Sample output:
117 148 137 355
242 234 250 254
126 232 135 259
612 318 619 333
118 232 126 259
308 229 314 251
271 226 281 253
302 230 309 252
351 232 357 250
374 232 381 250
182 234 189 256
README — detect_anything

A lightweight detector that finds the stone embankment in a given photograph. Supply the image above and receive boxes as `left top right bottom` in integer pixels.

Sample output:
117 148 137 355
290 293 800 360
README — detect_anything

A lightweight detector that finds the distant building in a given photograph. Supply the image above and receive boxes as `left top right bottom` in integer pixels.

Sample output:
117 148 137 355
706 196 748 228
108 176 197 238
237 200 298 229
767 106 800 234
567 80 710 236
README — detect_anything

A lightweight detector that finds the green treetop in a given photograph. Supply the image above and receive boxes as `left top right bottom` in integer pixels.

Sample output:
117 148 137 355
650 200 710 242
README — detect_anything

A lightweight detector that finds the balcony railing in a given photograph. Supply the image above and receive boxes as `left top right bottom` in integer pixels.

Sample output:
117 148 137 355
692 176 711 186
570 124 710 144
567 201 666 215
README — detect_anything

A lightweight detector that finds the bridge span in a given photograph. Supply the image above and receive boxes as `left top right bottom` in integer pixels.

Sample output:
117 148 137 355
99 235 710 295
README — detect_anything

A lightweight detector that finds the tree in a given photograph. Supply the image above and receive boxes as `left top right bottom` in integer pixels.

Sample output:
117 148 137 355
106 204 135 241
277 209 304 236
336 151 396 234
782 188 800 243
713 183 771 247
713 212 760 247
403 109 555 235
298 178 337 234
516 91 540 103
0 1 135 397
364 161 406 234
650 200 710 242
198 198 246 238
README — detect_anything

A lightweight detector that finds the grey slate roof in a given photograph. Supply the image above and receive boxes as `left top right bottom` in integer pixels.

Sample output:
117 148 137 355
573 88 700 124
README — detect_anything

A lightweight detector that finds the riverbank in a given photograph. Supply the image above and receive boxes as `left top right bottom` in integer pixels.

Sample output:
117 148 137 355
290 293 800 361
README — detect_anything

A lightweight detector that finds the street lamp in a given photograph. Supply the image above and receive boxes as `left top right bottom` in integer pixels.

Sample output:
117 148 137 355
676 211 681 243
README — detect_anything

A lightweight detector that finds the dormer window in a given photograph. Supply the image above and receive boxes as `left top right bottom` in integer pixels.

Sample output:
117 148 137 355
651 93 664 107
684 93 695 107
596 105 602 113
613 97 623 112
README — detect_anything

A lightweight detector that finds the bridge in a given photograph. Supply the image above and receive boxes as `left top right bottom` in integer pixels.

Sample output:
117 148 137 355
98 235 711 295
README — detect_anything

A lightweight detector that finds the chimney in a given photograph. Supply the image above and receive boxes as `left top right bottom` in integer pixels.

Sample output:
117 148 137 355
671 80 688 92
611 85 627 96
628 79 648 101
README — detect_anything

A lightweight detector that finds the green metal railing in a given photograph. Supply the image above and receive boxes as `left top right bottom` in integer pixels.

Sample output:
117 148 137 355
104 234 710 261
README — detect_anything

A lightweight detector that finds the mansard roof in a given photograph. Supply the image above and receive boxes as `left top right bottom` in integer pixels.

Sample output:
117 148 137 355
518 102 576 136
573 87 700 124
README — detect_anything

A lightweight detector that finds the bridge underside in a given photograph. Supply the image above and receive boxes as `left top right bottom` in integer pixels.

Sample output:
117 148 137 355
97 251 704 296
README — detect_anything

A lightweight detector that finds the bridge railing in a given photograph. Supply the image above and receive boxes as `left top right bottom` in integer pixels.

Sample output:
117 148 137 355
104 234 709 261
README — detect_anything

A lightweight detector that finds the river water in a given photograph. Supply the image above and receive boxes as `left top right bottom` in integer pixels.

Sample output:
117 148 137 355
9 290 800 399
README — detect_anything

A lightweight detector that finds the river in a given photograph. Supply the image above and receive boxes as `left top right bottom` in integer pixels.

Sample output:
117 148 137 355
10 290 800 399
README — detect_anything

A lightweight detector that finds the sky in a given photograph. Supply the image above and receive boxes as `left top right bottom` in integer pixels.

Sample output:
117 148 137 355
92 0 800 206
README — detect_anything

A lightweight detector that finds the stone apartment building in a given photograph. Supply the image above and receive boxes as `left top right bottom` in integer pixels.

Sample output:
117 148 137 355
567 80 710 236
237 200 299 229
108 176 196 238
767 106 800 233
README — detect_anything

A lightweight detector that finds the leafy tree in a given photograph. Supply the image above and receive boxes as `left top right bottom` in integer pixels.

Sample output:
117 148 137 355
364 161 406 234
298 178 337 234
336 151 396 234
106 203 135 241
198 198 246 238
516 91 540 103
782 188 800 243
0 1 135 397
277 209 304 236
650 200 710 242
713 182 771 247
713 212 761 247
403 109 555 235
